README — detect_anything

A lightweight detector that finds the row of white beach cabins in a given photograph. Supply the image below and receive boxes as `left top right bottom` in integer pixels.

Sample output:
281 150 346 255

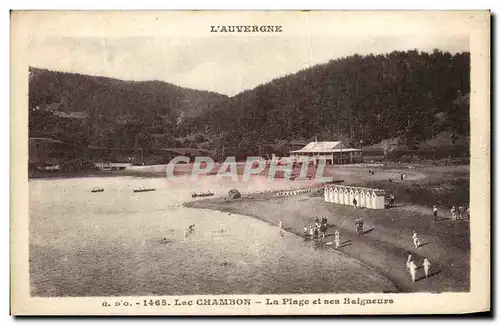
323 185 386 210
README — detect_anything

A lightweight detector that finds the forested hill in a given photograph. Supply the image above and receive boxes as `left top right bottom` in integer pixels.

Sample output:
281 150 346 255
190 49 470 153
29 49 470 164
28 67 228 150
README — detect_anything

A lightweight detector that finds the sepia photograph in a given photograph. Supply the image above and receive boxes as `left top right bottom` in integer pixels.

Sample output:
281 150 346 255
10 10 490 315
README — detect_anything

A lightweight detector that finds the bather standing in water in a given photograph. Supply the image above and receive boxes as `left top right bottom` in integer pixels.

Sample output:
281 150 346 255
161 237 172 244
334 230 340 248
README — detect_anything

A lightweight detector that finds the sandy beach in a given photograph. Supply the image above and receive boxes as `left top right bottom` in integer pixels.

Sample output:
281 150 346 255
28 164 469 296
185 165 471 293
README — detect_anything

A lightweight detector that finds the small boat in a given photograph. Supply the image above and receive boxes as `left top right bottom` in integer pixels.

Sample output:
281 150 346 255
91 188 104 193
191 191 214 198
133 188 156 193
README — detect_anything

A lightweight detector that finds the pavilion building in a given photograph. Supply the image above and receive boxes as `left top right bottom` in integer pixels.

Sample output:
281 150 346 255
289 141 363 165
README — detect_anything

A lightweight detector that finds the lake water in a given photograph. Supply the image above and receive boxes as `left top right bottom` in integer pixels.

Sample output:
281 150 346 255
29 175 396 296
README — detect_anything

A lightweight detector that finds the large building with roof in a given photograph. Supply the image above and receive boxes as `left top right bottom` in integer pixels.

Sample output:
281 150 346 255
289 141 363 164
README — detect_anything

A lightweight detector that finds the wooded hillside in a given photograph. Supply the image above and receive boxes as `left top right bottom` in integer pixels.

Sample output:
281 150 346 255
29 49 470 164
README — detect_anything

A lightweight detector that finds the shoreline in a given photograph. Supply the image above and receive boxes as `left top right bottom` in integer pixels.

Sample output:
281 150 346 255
184 187 470 294
28 166 469 295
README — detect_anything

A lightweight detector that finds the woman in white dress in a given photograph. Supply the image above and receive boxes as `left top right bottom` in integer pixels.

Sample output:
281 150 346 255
334 230 340 248
423 258 431 278
409 260 417 282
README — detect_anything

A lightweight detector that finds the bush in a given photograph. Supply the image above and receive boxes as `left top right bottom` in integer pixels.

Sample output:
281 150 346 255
194 134 205 143
228 189 241 200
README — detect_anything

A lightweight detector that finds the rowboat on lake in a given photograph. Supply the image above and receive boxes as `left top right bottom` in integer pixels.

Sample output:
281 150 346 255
133 188 156 193
191 191 214 198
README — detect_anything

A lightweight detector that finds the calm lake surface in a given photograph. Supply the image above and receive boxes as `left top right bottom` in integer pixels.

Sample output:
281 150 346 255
29 175 396 296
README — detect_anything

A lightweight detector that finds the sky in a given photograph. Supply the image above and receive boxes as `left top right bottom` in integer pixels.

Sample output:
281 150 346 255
28 34 469 96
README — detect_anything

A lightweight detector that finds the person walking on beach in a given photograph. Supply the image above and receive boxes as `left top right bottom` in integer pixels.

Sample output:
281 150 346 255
450 206 457 220
278 219 283 229
409 260 417 282
304 225 309 236
313 225 319 239
320 223 327 240
334 230 340 248
412 231 421 248
355 218 364 236
406 252 412 269
458 206 465 220
353 198 358 209
309 225 314 237
388 194 395 208
432 205 438 221
423 258 431 278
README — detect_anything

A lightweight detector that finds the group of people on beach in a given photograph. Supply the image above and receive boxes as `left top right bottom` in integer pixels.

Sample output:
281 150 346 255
301 217 344 249
407 252 432 283
277 205 441 285
406 231 435 283
300 217 364 245
303 217 329 240
431 205 470 221
450 205 470 220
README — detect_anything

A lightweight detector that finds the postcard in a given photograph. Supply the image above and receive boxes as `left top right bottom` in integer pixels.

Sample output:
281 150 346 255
10 10 490 315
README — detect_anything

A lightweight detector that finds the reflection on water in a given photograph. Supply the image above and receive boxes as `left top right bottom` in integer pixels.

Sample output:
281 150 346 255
29 176 395 296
